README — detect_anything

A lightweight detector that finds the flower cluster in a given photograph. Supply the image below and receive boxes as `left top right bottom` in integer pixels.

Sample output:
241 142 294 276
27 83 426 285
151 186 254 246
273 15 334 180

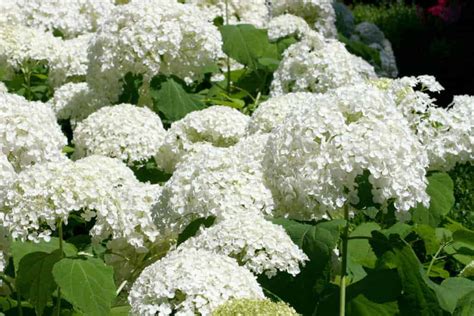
267 14 311 41
73 104 166 165
212 299 298 316
264 85 429 219
1 155 160 249
153 143 274 238
155 106 250 173
180 214 308 278
270 31 376 96
0 24 91 87
0 154 16 209
128 248 264 316
48 82 109 123
186 0 270 28
0 92 67 171
5 0 114 39
417 95 473 171
87 0 223 102
247 92 321 134
270 0 338 38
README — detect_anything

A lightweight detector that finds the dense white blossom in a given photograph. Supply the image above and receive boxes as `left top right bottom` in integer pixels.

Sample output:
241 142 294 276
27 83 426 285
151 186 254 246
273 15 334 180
155 106 250 173
247 92 321 134
3 0 114 39
270 32 376 96
267 14 311 41
153 143 274 238
87 0 223 102
48 33 92 87
0 82 7 93
0 155 160 248
270 0 337 38
0 154 16 208
73 104 166 165
0 92 67 171
186 0 270 28
417 95 474 171
181 214 308 278
263 85 429 219
49 82 109 123
91 182 162 250
128 248 264 316
0 24 91 87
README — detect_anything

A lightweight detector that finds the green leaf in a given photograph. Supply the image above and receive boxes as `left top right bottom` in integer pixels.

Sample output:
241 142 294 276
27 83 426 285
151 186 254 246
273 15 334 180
349 222 381 268
414 224 440 255
453 229 474 247
369 232 443 315
259 219 344 314
317 269 401 315
16 250 63 315
454 290 474 316
220 24 276 69
11 238 77 272
109 305 131 315
412 172 454 227
177 216 216 245
431 277 474 313
131 159 172 184
150 76 205 122
52 257 116 316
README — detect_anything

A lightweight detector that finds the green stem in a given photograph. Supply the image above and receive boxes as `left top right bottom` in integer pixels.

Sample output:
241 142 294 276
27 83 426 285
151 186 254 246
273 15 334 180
339 204 350 316
56 219 64 316
426 242 450 276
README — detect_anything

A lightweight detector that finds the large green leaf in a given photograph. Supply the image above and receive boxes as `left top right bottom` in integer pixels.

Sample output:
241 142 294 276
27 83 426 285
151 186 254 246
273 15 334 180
369 232 443 315
430 277 474 313
317 268 401 315
454 290 474 316
16 250 63 315
220 24 277 69
412 172 454 227
259 219 344 314
413 224 440 255
349 222 381 268
11 237 77 272
150 76 205 122
52 257 116 316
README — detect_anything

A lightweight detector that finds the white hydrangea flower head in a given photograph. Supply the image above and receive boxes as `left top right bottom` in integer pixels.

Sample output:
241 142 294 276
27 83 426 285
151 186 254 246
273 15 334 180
48 33 92 87
0 155 149 244
180 214 308 278
49 82 110 123
128 248 265 316
267 14 311 41
247 92 321 134
263 89 429 220
90 182 162 250
0 24 60 72
155 106 250 173
73 104 166 165
270 31 376 96
0 92 67 171
270 0 337 38
370 75 443 130
87 0 223 102
0 24 91 87
0 82 7 93
0 153 16 208
10 0 115 39
417 96 473 171
186 0 270 28
153 143 274 238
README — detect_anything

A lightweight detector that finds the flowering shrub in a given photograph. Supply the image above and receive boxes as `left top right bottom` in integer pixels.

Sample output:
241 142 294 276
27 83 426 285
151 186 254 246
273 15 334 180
0 1 472 316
